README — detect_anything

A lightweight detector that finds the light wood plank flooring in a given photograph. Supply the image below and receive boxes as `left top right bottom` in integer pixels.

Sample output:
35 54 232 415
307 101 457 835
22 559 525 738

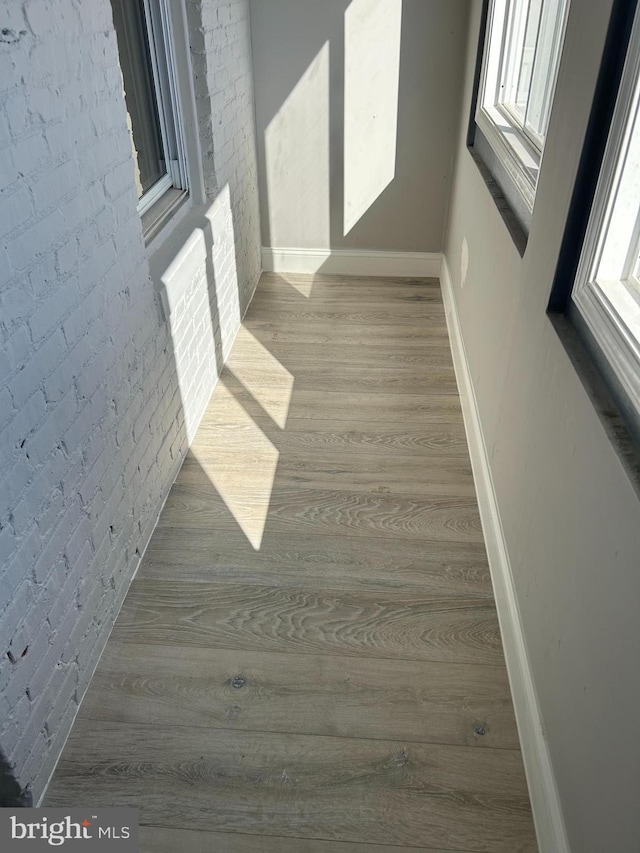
45 273 537 852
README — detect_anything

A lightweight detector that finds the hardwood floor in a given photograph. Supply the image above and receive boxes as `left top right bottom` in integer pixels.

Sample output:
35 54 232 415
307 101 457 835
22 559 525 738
45 272 537 852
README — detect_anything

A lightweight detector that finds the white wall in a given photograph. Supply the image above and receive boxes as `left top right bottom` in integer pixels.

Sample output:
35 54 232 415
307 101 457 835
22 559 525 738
0 0 260 801
444 1 640 849
249 0 469 254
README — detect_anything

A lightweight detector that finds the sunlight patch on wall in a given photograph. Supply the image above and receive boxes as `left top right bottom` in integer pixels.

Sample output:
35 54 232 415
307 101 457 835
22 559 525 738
158 227 219 445
190 389 279 550
265 42 330 249
343 0 402 235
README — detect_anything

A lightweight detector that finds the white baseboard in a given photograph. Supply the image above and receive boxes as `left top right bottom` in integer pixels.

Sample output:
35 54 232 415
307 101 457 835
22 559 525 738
440 256 570 853
262 246 442 278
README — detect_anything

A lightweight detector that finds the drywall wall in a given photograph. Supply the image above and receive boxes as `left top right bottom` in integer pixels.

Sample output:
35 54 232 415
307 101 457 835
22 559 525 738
444 1 640 849
249 0 468 253
0 0 260 801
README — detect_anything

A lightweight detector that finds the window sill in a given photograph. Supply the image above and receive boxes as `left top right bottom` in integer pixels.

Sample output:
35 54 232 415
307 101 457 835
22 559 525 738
147 203 214 324
572 279 640 439
549 311 640 500
476 107 539 211
468 142 529 257
142 187 189 246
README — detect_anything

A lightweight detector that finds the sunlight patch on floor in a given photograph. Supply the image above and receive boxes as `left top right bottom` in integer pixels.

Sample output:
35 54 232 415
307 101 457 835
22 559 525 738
226 328 294 429
190 388 279 550
275 275 314 298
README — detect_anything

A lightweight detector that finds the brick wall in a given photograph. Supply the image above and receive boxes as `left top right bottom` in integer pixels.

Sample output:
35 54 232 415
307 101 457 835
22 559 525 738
0 0 261 800
187 0 262 325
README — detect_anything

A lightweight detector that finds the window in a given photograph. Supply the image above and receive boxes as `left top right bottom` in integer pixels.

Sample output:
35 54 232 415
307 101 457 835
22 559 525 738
568 2 640 438
110 0 188 230
475 0 569 216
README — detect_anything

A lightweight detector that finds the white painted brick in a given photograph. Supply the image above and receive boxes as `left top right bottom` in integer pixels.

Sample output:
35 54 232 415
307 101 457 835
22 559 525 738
8 330 67 409
63 590 100 665
93 205 115 243
3 695 32 754
0 386 15 432
0 523 17 568
28 278 78 342
0 0 261 802
28 86 63 126
0 695 10 724
0 111 10 145
43 562 80 635
3 631 51 712
0 345 12 384
44 330 95 404
31 700 74 794
0 390 46 463
4 95 30 138
27 253 57 293
0 581 34 646
6 133 49 180
16 732 47 792
63 518 93 567
80 419 111 473
9 497 32 538
31 159 78 212
75 343 114 403
36 489 65 541
59 195 86 233
55 238 78 276
103 159 135 201
0 456 34 522
84 489 105 537
22 0 74 40
62 388 107 453
44 118 87 160
1 526 40 601
23 386 77 466
32 502 78 584
43 669 78 748
5 325 34 367
20 448 68 521
5 209 66 272
2 187 33 234
1 279 36 331
16 681 55 757
61 284 106 346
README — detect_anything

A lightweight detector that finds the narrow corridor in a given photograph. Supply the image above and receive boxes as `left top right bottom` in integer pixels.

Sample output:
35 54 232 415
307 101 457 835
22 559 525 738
45 272 536 852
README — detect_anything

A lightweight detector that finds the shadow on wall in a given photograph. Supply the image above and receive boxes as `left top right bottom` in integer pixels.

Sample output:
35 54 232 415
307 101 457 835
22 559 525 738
252 0 466 254
1 751 32 806
151 184 251 445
